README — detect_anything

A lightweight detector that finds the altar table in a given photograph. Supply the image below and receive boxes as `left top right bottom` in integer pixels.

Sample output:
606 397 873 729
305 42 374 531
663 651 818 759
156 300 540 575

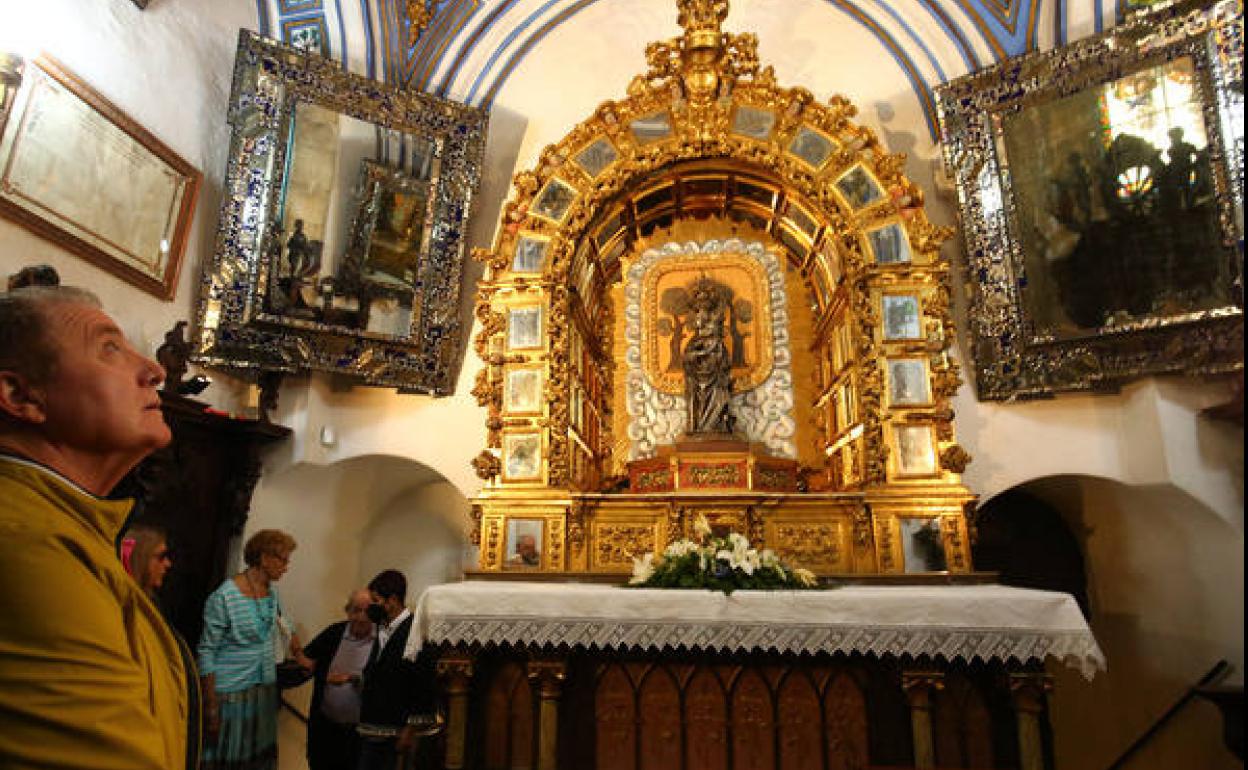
410 583 1103 770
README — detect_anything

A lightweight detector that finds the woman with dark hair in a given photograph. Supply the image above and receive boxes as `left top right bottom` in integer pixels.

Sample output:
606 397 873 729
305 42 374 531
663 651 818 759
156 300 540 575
198 528 306 770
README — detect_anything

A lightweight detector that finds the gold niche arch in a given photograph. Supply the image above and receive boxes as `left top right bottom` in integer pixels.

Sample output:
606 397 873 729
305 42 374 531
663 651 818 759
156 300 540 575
470 0 975 577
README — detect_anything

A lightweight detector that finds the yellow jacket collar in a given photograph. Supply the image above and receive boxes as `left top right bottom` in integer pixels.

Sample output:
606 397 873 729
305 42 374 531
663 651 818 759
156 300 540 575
0 454 135 542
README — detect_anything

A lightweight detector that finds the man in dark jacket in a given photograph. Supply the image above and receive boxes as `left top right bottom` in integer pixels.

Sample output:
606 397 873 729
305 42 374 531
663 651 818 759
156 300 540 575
357 570 436 770
304 589 375 770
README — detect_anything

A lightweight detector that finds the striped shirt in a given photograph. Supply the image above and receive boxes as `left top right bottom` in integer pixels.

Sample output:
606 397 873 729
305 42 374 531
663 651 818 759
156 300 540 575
197 579 281 693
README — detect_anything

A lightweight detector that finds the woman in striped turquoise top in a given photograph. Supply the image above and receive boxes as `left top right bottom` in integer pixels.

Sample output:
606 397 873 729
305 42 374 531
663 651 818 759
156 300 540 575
198 529 306 770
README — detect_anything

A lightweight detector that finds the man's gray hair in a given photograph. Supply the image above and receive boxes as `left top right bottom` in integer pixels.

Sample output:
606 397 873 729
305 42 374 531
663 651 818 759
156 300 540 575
0 286 102 385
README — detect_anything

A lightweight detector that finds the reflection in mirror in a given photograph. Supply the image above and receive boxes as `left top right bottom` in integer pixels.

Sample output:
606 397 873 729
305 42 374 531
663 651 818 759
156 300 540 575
269 103 439 339
193 32 487 393
789 126 835 169
894 424 937 475
835 165 883 209
900 517 948 572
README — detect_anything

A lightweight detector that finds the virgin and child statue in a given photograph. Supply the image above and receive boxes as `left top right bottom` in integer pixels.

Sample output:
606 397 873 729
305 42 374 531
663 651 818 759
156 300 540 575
682 277 736 435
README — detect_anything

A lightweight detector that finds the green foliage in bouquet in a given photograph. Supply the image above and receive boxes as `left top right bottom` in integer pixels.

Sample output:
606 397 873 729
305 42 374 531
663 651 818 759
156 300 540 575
629 514 824 594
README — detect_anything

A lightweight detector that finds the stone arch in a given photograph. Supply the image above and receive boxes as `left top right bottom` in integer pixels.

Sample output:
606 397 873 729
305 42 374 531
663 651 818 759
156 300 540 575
245 453 470 637
990 474 1244 769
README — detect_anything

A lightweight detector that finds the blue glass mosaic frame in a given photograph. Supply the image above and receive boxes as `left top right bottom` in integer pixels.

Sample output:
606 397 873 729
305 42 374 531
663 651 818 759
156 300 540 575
193 31 488 394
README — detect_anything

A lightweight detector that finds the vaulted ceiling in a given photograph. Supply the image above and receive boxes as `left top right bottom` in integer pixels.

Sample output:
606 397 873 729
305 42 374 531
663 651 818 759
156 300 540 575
254 0 1125 140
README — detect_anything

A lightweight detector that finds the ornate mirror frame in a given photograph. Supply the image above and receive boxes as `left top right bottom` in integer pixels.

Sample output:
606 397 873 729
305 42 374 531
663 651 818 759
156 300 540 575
937 0 1244 400
193 31 488 394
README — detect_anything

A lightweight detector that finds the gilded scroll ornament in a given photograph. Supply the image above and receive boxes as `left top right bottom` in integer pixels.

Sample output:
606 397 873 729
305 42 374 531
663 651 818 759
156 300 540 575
471 451 501 482
596 525 658 568
939 445 972 474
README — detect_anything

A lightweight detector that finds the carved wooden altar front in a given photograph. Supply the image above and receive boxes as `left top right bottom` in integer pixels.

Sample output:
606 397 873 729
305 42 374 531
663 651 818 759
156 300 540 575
440 646 1046 770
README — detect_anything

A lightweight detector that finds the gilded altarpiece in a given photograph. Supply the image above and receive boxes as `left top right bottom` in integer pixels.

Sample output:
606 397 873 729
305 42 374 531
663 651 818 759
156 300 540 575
468 0 974 579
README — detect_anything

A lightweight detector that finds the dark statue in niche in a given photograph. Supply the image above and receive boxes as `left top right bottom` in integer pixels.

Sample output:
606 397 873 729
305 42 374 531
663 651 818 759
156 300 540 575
680 275 737 435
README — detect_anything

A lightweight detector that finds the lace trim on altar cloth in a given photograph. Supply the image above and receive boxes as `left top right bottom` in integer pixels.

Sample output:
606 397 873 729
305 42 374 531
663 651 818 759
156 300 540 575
422 615 1105 679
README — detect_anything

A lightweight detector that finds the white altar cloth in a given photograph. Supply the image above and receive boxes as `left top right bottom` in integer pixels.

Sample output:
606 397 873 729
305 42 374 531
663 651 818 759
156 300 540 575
406 582 1105 678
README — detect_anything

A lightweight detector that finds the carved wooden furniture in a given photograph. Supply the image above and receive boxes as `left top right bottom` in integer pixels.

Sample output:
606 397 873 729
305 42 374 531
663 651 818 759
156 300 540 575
114 392 290 646
417 582 1099 770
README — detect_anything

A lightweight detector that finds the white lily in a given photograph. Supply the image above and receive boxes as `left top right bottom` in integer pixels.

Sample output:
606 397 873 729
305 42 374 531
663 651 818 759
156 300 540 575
629 552 658 585
665 539 701 558
692 513 713 541
793 567 818 588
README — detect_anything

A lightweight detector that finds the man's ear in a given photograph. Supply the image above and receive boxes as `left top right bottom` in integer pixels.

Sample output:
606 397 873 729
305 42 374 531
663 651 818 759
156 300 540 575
0 371 48 424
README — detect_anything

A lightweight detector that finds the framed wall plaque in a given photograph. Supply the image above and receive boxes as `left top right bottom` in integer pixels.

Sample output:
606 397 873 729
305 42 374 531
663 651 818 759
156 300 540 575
0 56 200 300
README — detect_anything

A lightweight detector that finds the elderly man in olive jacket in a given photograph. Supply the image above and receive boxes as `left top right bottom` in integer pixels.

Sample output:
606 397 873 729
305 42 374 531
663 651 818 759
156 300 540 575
0 286 195 769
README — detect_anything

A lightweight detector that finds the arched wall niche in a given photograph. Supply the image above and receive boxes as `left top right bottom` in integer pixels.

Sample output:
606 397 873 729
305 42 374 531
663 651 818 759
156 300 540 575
242 453 471 644
466 0 977 577
978 473 1244 769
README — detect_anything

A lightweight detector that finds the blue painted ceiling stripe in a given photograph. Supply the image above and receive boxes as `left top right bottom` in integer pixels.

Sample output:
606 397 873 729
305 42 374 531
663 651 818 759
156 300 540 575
434 0 520 96
918 0 981 71
360 0 377 79
872 0 950 81
467 0 566 104
825 0 940 138
334 0 349 70
479 0 600 109
257 0 272 36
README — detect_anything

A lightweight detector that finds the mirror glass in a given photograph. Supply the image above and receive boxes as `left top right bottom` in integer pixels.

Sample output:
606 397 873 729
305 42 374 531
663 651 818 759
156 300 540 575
193 32 487 393
269 102 441 339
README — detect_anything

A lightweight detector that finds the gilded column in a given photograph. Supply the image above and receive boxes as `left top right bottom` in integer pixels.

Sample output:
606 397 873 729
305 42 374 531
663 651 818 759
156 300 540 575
436 652 475 770
901 670 944 769
528 659 568 770
1009 672 1053 770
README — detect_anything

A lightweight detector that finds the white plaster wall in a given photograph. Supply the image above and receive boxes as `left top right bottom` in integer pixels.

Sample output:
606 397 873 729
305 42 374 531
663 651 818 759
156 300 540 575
0 0 256 412
239 453 470 642
1040 477 1245 769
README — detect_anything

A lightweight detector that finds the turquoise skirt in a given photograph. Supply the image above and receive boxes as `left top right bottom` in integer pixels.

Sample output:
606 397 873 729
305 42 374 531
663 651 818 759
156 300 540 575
202 682 278 770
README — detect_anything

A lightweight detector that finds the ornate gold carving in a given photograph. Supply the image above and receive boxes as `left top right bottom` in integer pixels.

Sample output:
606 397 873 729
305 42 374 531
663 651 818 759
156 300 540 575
665 503 684 545
772 523 839 568
468 505 484 546
638 468 674 490
754 466 790 490
939 444 972 474
468 0 972 576
472 451 501 482
483 518 503 569
941 515 966 570
875 518 895 572
548 518 566 570
568 500 588 557
404 1 433 45
595 524 657 567
688 465 743 486
744 505 763 546
852 504 873 549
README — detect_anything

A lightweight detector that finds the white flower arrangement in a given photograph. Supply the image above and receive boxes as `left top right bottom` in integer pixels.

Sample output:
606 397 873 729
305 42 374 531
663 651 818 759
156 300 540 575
629 514 823 593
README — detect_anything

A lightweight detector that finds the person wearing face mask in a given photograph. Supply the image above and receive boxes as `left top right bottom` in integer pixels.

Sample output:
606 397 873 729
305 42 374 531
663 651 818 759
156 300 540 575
303 589 376 770
356 570 436 770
